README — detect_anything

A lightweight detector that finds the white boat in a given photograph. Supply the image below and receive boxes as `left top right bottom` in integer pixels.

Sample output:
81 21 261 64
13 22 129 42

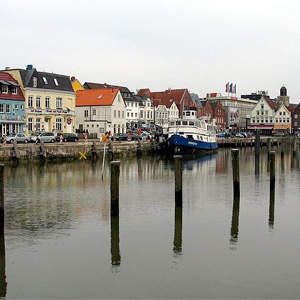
165 110 218 155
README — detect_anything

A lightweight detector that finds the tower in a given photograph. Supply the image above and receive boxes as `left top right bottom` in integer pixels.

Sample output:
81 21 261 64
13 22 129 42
277 85 290 107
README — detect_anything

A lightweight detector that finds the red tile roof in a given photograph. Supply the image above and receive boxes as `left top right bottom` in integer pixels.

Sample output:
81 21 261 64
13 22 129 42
76 88 119 106
0 71 24 101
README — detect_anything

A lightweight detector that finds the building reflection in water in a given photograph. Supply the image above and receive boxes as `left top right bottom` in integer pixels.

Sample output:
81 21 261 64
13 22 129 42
173 206 182 255
230 196 240 248
110 216 121 271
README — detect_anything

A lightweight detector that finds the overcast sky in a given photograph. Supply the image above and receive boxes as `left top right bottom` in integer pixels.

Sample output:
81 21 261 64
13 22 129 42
2 0 300 102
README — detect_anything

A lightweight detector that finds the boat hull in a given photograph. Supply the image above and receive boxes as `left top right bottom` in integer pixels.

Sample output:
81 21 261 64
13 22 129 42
167 134 218 155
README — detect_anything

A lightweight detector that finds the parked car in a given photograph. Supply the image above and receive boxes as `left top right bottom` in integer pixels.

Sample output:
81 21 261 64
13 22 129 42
115 133 129 141
36 132 56 143
4 133 30 144
29 132 41 143
56 133 78 142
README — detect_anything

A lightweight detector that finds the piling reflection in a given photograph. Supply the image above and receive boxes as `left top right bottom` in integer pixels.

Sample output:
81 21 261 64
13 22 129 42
110 216 121 270
269 191 275 229
173 206 182 255
230 196 240 247
0 235 6 298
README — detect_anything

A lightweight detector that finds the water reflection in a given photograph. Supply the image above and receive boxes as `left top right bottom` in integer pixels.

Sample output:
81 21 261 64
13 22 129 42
0 235 6 298
173 206 182 255
230 196 240 248
110 216 121 271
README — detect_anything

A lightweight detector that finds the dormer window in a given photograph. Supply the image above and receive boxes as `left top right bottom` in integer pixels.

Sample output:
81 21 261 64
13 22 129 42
11 86 17 95
43 77 48 84
33 77 37 87
54 78 59 86
2 85 8 94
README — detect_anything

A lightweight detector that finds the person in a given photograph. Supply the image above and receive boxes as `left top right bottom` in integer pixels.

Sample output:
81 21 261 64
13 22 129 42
60 134 63 144
3 134 6 146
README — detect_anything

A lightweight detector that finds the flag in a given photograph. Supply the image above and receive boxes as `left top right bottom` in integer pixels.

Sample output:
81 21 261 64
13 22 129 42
229 83 233 93
233 84 236 94
225 82 229 92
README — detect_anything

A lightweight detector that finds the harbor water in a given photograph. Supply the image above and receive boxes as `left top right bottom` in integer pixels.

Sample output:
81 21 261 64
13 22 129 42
2 146 300 299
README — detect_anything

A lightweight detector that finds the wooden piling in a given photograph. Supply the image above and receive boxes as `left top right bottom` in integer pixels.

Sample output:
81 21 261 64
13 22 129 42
231 149 240 197
230 196 240 244
110 161 120 217
174 155 182 207
0 165 4 235
269 151 275 194
292 137 297 157
91 141 98 161
110 216 121 266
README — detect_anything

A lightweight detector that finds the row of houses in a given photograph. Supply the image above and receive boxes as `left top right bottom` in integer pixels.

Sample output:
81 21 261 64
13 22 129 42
0 64 299 137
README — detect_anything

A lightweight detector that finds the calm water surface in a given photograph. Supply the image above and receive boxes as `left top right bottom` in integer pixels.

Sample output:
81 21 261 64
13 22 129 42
2 146 300 299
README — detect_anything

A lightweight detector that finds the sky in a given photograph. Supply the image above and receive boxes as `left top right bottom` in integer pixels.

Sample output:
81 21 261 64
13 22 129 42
2 0 300 103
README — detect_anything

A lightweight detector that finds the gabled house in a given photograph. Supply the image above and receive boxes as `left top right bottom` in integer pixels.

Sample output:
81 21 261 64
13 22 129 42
210 101 226 130
3 65 76 135
249 96 279 135
273 102 292 134
76 88 126 136
292 103 300 134
0 71 25 135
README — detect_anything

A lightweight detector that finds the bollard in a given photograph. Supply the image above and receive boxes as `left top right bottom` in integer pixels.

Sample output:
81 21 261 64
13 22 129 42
110 161 120 217
231 149 240 197
0 165 4 235
174 155 182 207
293 137 297 157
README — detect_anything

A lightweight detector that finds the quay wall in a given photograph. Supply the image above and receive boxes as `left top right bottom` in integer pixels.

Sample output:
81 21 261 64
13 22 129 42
0 141 155 162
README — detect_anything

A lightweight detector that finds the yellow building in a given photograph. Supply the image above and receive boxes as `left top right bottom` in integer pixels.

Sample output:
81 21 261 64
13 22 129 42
71 76 85 92
4 65 76 135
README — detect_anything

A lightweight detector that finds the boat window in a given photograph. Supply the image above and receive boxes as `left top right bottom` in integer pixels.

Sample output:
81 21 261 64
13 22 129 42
183 121 188 125
189 121 195 126
176 121 181 126
187 135 193 139
185 111 191 117
170 121 175 126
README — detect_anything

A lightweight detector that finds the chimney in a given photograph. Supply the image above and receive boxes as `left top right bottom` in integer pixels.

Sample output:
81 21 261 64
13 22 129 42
5 67 10 70
26 64 33 70
71 76 75 82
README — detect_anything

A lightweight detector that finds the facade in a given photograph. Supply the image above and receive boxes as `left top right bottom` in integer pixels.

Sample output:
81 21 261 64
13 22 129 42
206 94 257 130
273 103 292 134
292 103 300 134
4 65 76 135
138 92 154 129
249 96 277 134
76 88 126 136
0 71 26 135
125 96 141 129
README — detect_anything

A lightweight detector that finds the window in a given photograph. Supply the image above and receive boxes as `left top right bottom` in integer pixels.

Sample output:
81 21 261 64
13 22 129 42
92 109 96 116
256 110 259 115
28 118 33 132
0 104 4 113
122 111 124 118
15 104 18 110
6 104 10 113
295 114 298 119
20 105 24 110
54 78 59 86
43 77 48 84
2 85 8 94
11 86 17 95
287 118 290 122
56 97 62 108
56 118 62 131
36 96 41 108
45 97 50 108
114 110 116 117
33 77 37 87
84 110 89 117
252 119 255 123
283 111 286 115
279 112 282 115
118 110 120 118
28 96 33 107
36 118 41 131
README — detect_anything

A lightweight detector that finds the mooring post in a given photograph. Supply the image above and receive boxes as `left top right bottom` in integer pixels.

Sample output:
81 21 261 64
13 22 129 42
91 141 98 161
293 137 297 157
174 155 182 207
231 149 240 198
269 151 275 194
110 161 120 217
0 165 4 235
